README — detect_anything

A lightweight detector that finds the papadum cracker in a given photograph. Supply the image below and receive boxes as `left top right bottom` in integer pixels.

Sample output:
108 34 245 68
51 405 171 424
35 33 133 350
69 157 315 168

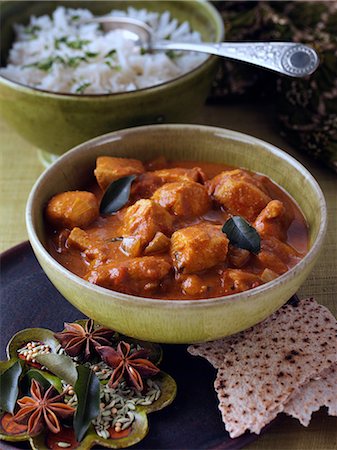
283 364 337 426
188 298 337 438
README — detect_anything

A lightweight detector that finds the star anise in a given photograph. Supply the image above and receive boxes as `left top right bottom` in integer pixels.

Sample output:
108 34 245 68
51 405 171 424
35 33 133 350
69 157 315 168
54 319 115 361
13 379 74 435
97 341 160 392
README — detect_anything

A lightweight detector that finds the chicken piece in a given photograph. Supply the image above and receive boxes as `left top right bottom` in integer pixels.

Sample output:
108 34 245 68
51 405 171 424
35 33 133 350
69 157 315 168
127 256 171 282
228 245 251 268
130 172 163 201
152 167 206 184
94 156 145 191
144 232 171 255
67 227 106 260
86 256 171 295
46 191 99 229
152 181 211 217
256 237 301 274
209 169 268 193
121 199 174 252
221 269 262 294
254 200 291 241
207 169 271 222
171 223 229 274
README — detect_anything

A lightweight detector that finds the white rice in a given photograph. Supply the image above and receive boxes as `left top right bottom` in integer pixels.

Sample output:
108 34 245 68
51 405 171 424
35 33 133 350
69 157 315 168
0 6 207 94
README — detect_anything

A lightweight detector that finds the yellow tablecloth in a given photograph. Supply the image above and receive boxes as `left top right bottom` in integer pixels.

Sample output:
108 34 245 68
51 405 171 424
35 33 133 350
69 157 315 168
1 103 336 449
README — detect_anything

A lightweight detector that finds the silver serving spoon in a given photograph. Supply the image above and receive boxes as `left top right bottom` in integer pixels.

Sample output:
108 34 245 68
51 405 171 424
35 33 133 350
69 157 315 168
81 16 319 77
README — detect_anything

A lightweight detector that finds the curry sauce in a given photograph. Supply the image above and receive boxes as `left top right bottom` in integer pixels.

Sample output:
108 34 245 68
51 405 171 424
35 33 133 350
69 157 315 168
46 157 308 300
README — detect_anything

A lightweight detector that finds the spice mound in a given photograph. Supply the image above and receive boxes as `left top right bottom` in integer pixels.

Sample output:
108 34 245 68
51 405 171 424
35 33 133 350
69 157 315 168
0 319 176 449
188 297 337 438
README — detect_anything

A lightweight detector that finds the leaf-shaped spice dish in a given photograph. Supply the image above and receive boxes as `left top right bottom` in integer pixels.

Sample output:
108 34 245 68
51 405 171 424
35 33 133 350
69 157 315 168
0 320 177 449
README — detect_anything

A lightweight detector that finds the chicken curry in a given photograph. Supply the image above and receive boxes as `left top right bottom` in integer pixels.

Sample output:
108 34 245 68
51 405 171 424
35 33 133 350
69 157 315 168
46 156 308 300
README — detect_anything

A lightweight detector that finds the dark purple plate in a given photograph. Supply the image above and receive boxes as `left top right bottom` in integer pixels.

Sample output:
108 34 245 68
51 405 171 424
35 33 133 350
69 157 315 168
0 242 269 450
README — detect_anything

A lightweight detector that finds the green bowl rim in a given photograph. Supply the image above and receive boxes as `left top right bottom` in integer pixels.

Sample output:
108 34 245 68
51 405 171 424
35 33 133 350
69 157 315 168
26 123 328 309
0 0 224 99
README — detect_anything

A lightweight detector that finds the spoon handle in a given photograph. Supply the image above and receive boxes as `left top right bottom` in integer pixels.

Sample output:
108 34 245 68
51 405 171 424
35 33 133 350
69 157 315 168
153 42 319 77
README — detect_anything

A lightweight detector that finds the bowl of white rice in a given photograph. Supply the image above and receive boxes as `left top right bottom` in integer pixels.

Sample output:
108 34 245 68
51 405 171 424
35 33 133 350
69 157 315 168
0 1 224 162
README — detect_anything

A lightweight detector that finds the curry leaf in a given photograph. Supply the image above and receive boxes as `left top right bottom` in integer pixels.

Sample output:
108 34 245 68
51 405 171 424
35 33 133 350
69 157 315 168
35 353 77 386
23 369 63 394
100 175 137 215
222 216 261 254
73 365 100 441
0 361 22 414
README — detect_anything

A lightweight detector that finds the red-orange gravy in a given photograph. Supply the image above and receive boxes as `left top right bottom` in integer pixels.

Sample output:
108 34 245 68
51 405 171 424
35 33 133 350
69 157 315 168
46 159 308 299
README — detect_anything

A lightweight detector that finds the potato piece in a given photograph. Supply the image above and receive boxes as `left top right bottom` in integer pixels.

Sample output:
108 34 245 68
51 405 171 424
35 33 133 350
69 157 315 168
254 200 290 241
171 223 229 274
207 169 271 222
261 268 279 283
46 191 99 229
120 236 142 257
86 256 171 295
152 181 211 217
121 199 174 250
144 232 171 255
94 156 145 191
228 245 251 268
67 227 91 251
67 227 106 260
256 237 301 274
221 269 262 294
152 167 206 184
256 251 288 275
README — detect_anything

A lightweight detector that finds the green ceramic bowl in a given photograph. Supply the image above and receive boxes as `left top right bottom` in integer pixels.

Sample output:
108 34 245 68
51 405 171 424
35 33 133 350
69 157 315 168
0 1 223 163
26 124 327 343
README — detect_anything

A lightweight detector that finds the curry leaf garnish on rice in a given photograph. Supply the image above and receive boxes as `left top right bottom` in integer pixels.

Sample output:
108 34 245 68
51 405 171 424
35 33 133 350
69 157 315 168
100 175 137 215
222 216 261 254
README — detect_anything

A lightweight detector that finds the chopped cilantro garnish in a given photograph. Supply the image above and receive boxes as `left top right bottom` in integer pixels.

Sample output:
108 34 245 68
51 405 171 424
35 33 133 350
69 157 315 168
67 56 88 67
54 36 68 49
75 82 91 93
66 39 91 49
23 56 62 71
105 49 117 58
85 51 99 58
105 61 121 71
